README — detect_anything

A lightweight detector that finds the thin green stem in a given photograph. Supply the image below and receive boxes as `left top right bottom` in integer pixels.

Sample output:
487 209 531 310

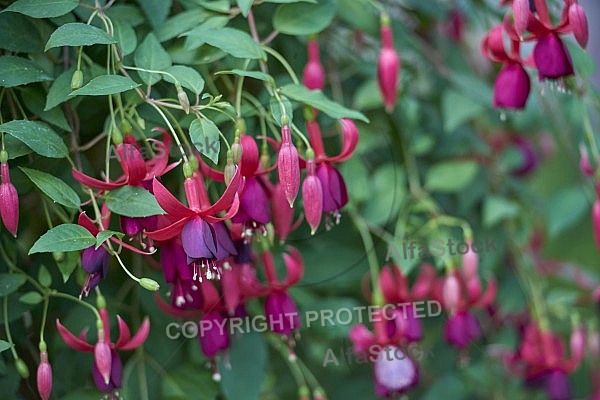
349 205 382 303
3 297 18 359
48 291 100 320
262 46 299 85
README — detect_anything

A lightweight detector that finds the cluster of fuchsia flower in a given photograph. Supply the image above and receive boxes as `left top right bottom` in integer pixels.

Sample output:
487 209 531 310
481 0 589 109
35 33 364 399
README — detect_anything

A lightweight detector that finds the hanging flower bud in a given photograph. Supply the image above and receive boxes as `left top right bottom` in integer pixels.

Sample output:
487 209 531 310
0 151 18 237
569 2 589 48
493 63 531 109
231 134 243 165
302 150 323 235
71 69 83 90
302 36 325 91
94 329 112 385
224 151 236 186
593 199 600 250
176 83 190 114
442 273 461 313
377 13 400 113
462 240 478 280
533 33 574 80
570 325 586 364
37 349 52 400
277 118 300 207
512 0 530 37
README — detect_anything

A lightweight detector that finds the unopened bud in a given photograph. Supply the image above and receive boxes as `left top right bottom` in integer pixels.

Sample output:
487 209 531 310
94 335 112 385
443 274 461 312
15 358 29 378
111 127 123 145
120 119 132 135
52 252 65 263
71 70 83 90
37 351 52 400
231 138 242 165
139 277 160 291
569 3 589 48
136 117 146 130
176 84 190 114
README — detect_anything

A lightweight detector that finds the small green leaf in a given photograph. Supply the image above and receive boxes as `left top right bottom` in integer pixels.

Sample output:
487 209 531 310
155 9 208 42
425 160 479 193
105 186 165 217
236 0 253 17
0 56 51 88
55 251 79 283
183 28 266 60
45 68 76 110
19 292 43 305
45 23 116 51
0 120 68 158
279 84 369 122
113 20 137 56
442 90 485 133
2 0 78 18
29 224 96 254
164 65 204 96
190 119 221 164
273 0 336 35
0 340 13 353
135 0 171 28
21 88 70 130
134 33 172 85
482 195 520 228
20 167 81 209
0 274 27 296
38 265 52 287
216 69 272 82
95 230 124 249
546 187 588 237
70 75 140 96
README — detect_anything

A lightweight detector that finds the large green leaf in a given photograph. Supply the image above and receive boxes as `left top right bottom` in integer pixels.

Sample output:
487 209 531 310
0 274 26 296
442 90 485 133
425 160 479 193
164 65 205 96
273 0 336 35
546 186 588 237
0 120 68 158
183 28 266 60
45 23 116 51
2 0 78 18
0 12 43 52
20 167 81 209
21 87 70 130
155 9 209 42
112 20 138 56
0 56 51 87
135 0 171 28
29 224 96 254
105 186 165 217
279 84 369 122
134 33 172 85
218 330 267 400
482 195 520 228
70 75 140 96
45 68 76 110
190 119 221 164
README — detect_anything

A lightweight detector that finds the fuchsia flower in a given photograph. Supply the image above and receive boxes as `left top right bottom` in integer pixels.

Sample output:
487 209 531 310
278 122 301 207
377 13 400 113
302 156 323 235
146 167 242 282
0 157 19 237
36 351 52 400
302 37 325 91
56 308 150 394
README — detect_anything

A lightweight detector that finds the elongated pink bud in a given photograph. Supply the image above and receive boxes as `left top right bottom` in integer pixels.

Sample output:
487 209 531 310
377 15 400 113
512 0 530 37
466 276 482 303
277 122 300 207
443 274 461 312
593 199 600 250
569 3 588 48
302 38 325 90
580 144 595 176
37 351 52 400
462 240 478 280
302 158 323 235
94 331 112 385
0 162 18 237
570 325 586 363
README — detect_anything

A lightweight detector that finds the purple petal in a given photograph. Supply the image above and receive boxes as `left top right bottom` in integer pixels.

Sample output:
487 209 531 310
181 217 214 259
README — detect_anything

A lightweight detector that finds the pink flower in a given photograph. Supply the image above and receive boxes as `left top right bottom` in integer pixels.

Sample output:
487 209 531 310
36 351 52 400
493 63 531 109
277 122 300 207
533 33 574 80
302 158 323 234
302 37 325 90
377 14 400 113
0 160 18 237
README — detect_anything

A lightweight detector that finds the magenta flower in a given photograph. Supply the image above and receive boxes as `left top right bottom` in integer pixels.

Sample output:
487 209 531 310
278 122 301 207
533 33 574 80
199 311 230 358
36 351 52 400
302 37 325 91
0 160 18 236
443 311 482 349
56 308 150 394
377 13 400 112
302 158 323 234
493 63 531 109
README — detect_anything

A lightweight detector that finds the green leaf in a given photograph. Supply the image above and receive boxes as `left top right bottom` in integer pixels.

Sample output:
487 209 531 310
279 84 369 122
29 224 96 254
442 90 485 133
236 0 253 17
425 160 479 193
45 68 76 110
0 56 51 87
190 119 221 164
5 135 33 159
45 23 116 51
546 187 588 237
155 9 209 42
2 0 78 18
135 0 171 28
134 33 172 86
20 167 81 209
105 186 165 217
55 251 79 283
0 274 26 296
273 0 336 35
19 292 43 305
183 28 266 60
113 20 137 56
38 265 52 287
70 75 140 96
0 12 43 53
215 69 272 82
219 330 267 400
0 340 13 353
0 120 68 158
482 195 520 228
95 230 124 249
161 363 219 400
164 66 205 96
21 87 70 130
